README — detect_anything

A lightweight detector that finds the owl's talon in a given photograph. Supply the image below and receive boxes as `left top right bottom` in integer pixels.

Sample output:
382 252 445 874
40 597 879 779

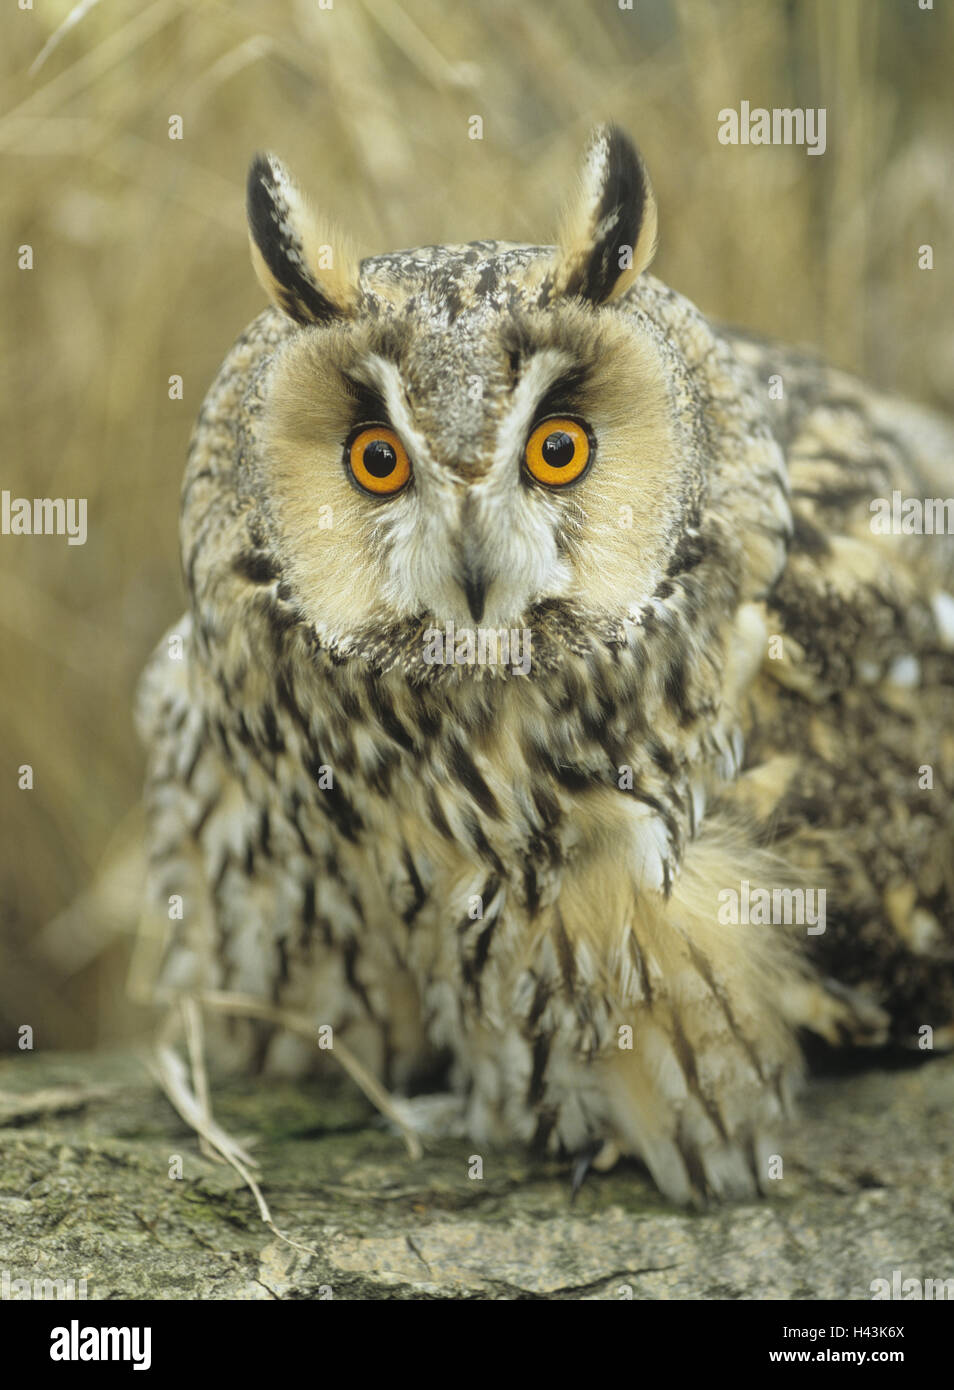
570 1141 605 1200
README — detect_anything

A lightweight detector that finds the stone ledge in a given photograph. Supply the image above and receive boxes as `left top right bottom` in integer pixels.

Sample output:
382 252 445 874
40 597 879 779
0 1049 951 1300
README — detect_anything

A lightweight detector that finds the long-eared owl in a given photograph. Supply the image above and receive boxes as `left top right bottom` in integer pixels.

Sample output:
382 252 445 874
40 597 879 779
138 126 954 1204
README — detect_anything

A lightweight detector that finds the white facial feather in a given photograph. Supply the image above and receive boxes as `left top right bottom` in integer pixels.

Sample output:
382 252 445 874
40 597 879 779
369 349 578 626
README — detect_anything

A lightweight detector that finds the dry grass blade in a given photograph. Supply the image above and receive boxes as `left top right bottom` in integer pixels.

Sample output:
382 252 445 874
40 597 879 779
149 1042 318 1254
198 989 425 1160
28 0 105 77
151 989 420 1255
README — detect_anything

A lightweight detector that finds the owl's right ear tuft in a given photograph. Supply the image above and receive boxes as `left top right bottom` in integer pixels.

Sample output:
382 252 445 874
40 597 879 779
246 153 358 325
552 125 658 305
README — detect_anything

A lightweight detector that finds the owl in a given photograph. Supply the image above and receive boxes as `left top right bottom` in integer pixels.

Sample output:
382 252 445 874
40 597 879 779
138 126 954 1205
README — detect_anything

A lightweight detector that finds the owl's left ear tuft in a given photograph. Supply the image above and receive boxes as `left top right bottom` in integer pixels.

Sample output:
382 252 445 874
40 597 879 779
246 153 359 325
552 125 658 305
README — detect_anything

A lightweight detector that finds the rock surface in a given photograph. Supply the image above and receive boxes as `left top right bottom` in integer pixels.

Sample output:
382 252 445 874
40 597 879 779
0 1048 952 1300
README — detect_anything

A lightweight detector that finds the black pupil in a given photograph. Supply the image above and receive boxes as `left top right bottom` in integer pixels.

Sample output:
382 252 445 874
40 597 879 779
542 430 575 468
363 440 397 478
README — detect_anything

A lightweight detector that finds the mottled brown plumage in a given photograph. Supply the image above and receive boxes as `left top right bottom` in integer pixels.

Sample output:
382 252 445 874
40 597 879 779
138 127 954 1204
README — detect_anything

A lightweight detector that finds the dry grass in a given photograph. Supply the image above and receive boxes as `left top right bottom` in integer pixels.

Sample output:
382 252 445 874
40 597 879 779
2 0 952 1048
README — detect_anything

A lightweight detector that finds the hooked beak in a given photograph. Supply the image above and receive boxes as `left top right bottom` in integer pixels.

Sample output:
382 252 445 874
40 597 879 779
460 543 488 621
456 494 490 622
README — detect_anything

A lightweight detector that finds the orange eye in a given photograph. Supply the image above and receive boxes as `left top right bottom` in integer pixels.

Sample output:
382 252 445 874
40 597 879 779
524 416 592 487
347 425 412 496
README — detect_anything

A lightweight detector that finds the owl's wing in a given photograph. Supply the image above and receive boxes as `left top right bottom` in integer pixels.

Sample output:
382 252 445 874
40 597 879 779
135 615 226 1001
136 615 412 1083
137 616 300 1024
726 338 954 1046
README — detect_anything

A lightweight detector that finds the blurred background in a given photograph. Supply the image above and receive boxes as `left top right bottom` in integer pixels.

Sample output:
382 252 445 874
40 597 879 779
1 0 952 1050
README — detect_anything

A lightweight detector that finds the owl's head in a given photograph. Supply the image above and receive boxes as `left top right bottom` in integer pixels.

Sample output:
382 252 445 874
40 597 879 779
242 127 782 672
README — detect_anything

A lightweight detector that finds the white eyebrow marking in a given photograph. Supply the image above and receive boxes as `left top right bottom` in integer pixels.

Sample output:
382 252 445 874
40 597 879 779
488 348 576 484
359 354 458 485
